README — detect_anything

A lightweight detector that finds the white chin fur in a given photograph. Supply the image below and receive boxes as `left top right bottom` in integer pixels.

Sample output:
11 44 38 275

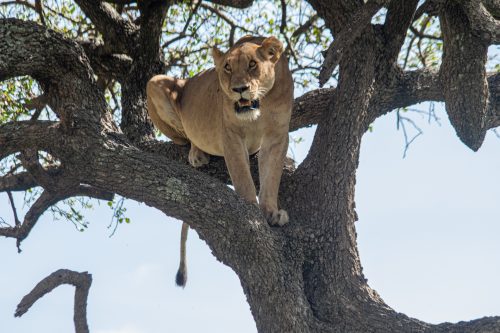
235 108 261 121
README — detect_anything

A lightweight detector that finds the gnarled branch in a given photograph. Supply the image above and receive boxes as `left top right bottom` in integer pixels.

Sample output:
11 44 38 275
440 1 490 150
15 269 92 333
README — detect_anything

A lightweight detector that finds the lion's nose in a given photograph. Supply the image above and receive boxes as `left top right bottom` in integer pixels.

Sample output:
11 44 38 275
232 86 249 94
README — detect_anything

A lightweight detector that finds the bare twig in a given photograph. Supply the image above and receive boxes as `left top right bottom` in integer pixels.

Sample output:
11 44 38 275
200 3 251 36
7 191 21 226
409 25 442 40
291 14 318 39
396 109 423 158
15 269 92 333
162 1 202 48
280 0 286 34
402 34 417 69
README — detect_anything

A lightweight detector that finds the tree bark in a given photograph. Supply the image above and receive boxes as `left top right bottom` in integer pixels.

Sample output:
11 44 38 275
1 1 500 331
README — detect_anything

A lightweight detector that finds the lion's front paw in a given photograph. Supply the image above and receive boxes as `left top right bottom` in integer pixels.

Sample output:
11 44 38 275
188 146 209 168
265 209 289 227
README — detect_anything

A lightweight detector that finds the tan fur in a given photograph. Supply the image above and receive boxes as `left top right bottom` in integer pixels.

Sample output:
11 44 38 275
147 36 293 227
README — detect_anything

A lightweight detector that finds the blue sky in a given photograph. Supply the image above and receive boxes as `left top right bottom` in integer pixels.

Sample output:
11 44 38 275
1 101 499 332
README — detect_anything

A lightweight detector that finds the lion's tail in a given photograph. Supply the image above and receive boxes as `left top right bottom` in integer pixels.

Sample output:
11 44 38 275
175 222 189 287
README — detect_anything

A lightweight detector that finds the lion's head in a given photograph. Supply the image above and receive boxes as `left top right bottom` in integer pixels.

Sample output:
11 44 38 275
212 36 284 121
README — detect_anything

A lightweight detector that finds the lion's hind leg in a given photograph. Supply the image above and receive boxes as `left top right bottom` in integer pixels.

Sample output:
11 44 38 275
147 75 188 145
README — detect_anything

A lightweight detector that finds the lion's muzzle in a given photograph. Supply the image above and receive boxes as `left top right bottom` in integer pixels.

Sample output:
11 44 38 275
235 98 260 113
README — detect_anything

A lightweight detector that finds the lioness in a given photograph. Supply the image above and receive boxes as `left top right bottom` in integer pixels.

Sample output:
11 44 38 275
147 36 293 286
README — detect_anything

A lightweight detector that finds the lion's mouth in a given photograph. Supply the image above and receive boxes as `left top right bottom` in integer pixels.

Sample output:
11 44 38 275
234 98 259 113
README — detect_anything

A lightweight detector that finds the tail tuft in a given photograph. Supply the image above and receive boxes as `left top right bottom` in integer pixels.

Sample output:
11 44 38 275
175 266 187 287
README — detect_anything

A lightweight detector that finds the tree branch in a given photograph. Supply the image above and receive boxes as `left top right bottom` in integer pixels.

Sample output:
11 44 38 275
307 0 364 34
0 184 113 248
0 121 59 160
0 172 38 192
369 68 500 134
7 191 21 226
73 0 138 53
118 0 171 144
86 141 280 272
460 0 500 44
0 190 66 246
0 166 77 193
485 72 500 129
79 40 133 81
440 2 490 150
383 0 419 65
291 14 319 39
414 0 443 21
483 0 500 19
205 0 253 8
290 88 334 131
15 269 92 333
18 149 77 193
319 0 387 86
0 19 111 127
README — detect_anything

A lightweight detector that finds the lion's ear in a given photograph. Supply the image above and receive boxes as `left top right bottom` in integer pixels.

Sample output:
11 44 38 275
211 46 225 69
257 37 283 63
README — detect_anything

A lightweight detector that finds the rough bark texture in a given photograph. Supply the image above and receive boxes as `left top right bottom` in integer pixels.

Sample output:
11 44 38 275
1 0 500 332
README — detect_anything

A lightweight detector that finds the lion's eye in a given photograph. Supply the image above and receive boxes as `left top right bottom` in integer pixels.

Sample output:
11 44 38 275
224 63 231 72
249 60 257 69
